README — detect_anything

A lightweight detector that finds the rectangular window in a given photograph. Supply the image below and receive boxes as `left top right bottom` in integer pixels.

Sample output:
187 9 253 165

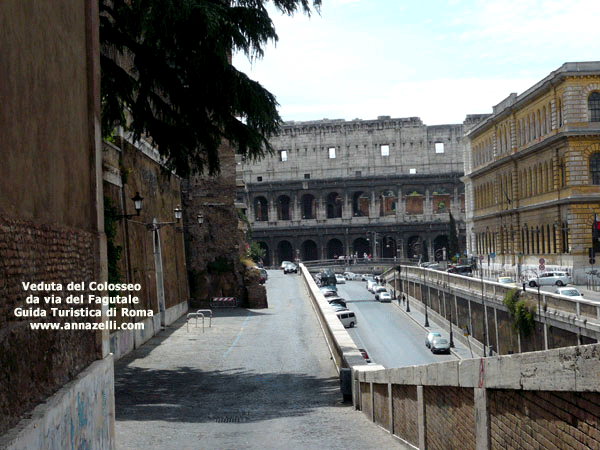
435 142 445 154
257 176 263 182
355 171 362 177
304 173 310 179
279 150 287 162
380 144 390 156
409 168 417 174
329 147 336 159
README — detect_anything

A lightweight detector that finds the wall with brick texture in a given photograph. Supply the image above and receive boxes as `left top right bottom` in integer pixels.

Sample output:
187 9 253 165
355 344 600 449
0 0 110 444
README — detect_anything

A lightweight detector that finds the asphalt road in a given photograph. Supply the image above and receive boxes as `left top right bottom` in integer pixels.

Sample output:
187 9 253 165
335 281 456 367
114 270 403 450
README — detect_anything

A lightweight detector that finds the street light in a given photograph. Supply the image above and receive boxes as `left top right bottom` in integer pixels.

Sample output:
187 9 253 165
117 192 144 219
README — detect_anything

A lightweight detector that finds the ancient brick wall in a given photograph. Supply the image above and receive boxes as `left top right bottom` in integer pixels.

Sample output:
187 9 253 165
489 390 600 449
0 0 105 437
391 384 419 447
183 140 249 306
424 386 476 450
0 218 101 435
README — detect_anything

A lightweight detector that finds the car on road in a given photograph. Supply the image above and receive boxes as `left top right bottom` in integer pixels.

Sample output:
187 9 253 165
497 276 517 287
358 348 372 363
528 271 570 287
258 268 268 284
373 286 388 300
425 331 442 348
344 272 359 280
554 287 584 299
282 262 298 274
280 261 291 269
336 311 357 328
330 303 349 312
447 265 473 275
377 292 392 302
335 274 346 284
430 337 451 354
328 297 347 308
366 280 378 292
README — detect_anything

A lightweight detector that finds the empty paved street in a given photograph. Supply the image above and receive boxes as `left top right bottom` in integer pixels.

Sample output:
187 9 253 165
114 270 402 449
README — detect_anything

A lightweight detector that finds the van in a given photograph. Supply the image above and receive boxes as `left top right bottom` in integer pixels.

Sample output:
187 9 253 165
336 311 357 328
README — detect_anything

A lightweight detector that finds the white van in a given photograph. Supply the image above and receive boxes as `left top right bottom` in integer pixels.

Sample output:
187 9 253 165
337 311 357 328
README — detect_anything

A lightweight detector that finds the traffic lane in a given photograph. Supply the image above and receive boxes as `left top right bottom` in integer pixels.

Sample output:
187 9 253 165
336 281 456 368
116 270 402 450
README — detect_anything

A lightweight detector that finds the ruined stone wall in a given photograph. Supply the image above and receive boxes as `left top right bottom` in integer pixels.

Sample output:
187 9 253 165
183 140 247 306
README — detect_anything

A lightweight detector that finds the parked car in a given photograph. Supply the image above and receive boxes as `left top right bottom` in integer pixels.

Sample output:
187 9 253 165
344 272 359 280
335 274 346 284
358 348 372 363
554 287 584 299
425 331 442 348
328 298 347 308
377 292 392 302
373 286 387 300
366 279 378 292
258 268 268 284
336 311 357 328
430 337 451 354
330 304 349 312
283 262 298 274
528 271 570 287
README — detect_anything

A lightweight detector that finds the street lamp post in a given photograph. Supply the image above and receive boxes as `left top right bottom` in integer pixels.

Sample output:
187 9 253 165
423 270 429 327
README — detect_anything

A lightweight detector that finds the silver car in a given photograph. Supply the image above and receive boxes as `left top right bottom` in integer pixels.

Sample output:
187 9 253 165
430 337 451 354
528 271 570 287
425 331 442 348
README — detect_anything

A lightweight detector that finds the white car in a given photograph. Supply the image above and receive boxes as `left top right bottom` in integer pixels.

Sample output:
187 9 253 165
498 276 517 287
528 271 570 287
378 292 392 302
554 287 584 299
335 274 346 284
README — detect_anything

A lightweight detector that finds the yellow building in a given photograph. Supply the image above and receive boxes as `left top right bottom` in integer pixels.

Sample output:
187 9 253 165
463 62 600 283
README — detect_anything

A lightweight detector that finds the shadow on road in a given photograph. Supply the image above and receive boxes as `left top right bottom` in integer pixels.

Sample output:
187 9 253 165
115 365 343 424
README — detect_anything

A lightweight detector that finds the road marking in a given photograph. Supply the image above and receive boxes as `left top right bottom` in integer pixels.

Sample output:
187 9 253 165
223 311 251 359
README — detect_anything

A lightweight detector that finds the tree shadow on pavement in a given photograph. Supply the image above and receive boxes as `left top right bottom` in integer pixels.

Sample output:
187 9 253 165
115 365 344 424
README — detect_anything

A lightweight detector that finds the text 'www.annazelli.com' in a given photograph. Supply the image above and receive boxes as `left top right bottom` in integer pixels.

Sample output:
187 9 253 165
29 321 144 331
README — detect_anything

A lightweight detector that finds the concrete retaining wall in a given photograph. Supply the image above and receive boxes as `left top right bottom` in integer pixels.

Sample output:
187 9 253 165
0 355 115 450
354 331 600 449
110 300 188 360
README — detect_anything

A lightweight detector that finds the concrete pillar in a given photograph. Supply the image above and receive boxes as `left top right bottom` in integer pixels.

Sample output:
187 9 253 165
417 385 427 449
474 387 491 450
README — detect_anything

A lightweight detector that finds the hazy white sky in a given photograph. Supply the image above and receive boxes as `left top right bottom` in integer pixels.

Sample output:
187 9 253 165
233 0 600 125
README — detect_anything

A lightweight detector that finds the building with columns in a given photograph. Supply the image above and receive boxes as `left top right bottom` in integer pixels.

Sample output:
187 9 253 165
463 62 600 283
238 115 487 267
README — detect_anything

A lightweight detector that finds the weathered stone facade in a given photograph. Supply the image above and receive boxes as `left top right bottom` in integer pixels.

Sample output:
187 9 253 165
238 115 487 265
103 136 189 358
183 140 256 306
0 0 113 446
464 62 600 283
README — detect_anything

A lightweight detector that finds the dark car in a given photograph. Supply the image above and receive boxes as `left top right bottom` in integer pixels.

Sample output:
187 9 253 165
258 268 268 284
447 265 473 275
328 298 347 308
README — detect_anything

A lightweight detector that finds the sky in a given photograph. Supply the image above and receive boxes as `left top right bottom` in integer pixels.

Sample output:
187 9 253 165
233 0 600 125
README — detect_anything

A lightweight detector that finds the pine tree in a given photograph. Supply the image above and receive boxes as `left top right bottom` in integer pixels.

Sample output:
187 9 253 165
100 0 321 177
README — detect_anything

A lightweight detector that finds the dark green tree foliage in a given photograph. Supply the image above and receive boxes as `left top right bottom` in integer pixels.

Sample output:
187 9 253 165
100 0 321 177
448 211 458 260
